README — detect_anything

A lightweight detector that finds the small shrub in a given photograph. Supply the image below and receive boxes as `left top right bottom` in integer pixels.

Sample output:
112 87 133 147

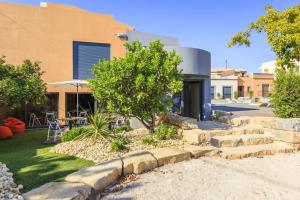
217 93 221 99
111 135 130 152
271 69 300 118
115 125 133 133
142 135 157 145
61 127 89 142
234 91 238 99
249 90 253 99
154 124 177 140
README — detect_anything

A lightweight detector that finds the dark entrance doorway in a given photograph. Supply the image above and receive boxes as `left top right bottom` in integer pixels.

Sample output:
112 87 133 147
66 93 95 116
183 81 203 120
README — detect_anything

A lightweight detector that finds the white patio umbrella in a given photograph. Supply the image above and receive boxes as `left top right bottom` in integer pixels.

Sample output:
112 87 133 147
48 80 89 116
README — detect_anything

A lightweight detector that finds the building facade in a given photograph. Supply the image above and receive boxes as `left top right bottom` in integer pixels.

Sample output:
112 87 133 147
0 2 211 121
238 73 274 98
211 69 274 100
261 60 300 74
210 69 245 99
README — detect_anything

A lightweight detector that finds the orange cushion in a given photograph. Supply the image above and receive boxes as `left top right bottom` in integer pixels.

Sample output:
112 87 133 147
0 126 13 139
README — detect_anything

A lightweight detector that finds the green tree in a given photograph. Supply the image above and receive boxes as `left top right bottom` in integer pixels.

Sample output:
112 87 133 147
228 4 300 69
0 56 47 108
89 41 183 132
229 4 300 118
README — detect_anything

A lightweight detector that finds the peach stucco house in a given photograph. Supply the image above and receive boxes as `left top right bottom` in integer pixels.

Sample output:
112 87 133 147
0 2 212 122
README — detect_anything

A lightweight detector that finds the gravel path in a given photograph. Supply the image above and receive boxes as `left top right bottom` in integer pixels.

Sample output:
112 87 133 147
103 153 300 200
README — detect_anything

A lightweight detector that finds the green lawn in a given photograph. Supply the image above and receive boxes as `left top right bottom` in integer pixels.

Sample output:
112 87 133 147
0 130 94 192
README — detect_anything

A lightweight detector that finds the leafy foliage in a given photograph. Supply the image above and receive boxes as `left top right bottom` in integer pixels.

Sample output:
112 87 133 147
0 56 47 108
89 40 183 132
142 123 177 145
61 127 90 142
229 4 300 69
114 125 133 133
111 135 130 152
153 124 177 140
270 69 300 118
234 91 238 99
142 135 157 145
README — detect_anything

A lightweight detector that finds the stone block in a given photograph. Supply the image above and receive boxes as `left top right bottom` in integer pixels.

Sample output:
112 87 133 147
183 144 219 158
23 182 91 200
65 158 122 191
121 150 158 175
149 147 191 166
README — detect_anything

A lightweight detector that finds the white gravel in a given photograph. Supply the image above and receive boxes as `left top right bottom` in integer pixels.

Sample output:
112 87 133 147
0 162 23 200
103 153 300 200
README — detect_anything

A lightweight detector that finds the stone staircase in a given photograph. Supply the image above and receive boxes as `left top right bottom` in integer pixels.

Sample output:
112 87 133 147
183 126 296 160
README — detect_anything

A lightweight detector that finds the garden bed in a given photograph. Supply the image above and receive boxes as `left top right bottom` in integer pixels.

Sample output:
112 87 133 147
53 128 185 162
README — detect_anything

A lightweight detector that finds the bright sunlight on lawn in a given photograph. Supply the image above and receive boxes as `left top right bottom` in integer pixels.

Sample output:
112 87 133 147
0 130 94 192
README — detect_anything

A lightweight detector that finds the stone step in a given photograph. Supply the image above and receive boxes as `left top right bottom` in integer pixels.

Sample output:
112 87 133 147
211 134 273 148
220 141 295 160
183 127 264 145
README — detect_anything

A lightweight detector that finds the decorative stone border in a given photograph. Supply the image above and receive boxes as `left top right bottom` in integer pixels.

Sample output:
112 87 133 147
23 146 217 200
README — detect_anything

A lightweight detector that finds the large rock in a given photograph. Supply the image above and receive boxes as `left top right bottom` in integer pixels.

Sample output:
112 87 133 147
165 113 198 130
122 150 158 175
149 147 191 166
65 158 122 191
23 182 91 200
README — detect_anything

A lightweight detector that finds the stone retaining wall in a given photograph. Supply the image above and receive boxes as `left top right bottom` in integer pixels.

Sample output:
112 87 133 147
24 146 214 200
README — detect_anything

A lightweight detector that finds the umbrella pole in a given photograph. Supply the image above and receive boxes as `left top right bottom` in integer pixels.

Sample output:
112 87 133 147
76 83 79 117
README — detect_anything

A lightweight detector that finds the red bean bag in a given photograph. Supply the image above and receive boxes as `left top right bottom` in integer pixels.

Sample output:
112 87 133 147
11 122 25 135
0 126 13 139
3 117 25 134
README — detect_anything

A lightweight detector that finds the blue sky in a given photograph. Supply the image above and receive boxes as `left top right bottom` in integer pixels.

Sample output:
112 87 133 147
4 0 300 73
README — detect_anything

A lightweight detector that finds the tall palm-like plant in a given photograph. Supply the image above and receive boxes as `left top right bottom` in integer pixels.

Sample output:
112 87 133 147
79 110 113 141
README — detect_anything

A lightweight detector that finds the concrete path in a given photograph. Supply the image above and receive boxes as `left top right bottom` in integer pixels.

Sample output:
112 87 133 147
103 153 300 200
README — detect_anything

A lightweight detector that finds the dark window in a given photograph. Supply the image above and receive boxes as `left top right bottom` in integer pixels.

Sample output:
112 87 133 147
210 86 215 99
222 86 232 99
73 41 110 80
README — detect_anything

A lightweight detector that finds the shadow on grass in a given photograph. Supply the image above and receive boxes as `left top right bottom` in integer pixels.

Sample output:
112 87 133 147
0 130 93 192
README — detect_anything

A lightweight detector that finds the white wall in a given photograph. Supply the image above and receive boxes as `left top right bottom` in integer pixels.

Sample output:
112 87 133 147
211 77 238 99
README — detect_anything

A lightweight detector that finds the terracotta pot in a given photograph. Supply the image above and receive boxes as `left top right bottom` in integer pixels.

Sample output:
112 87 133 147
0 126 13 139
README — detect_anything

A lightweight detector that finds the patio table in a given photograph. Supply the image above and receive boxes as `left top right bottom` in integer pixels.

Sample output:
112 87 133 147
64 117 86 130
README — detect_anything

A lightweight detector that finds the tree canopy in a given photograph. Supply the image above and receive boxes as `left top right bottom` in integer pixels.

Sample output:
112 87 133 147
0 56 47 108
89 40 183 132
229 4 300 69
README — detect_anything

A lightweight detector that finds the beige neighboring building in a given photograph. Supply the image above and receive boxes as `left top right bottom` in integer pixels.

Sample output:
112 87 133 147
210 69 246 99
261 60 300 74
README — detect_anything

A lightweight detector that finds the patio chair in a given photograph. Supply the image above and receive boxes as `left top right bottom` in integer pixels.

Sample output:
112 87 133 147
47 119 63 142
111 116 125 131
28 113 42 127
79 111 88 117
44 112 56 125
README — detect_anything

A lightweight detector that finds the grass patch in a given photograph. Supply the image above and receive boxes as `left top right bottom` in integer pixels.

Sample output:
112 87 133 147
0 130 94 192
